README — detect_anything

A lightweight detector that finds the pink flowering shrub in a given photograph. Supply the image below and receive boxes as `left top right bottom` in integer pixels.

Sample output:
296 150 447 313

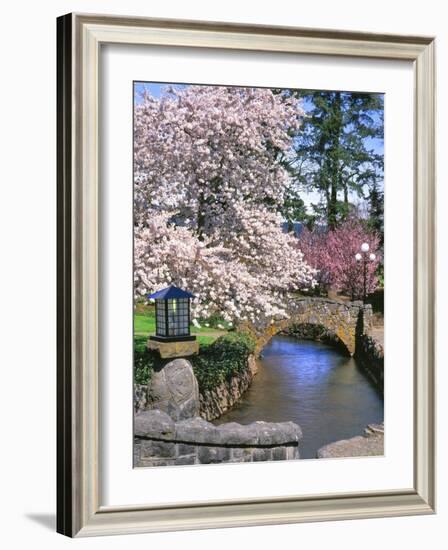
299 217 381 300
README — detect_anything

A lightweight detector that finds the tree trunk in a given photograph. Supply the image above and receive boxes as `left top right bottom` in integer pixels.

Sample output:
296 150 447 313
327 92 343 230
328 179 337 230
197 190 206 240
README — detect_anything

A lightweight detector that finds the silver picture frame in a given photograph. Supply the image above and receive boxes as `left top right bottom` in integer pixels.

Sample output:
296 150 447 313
57 13 436 537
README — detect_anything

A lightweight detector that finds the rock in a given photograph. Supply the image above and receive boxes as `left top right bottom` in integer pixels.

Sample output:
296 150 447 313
213 420 301 446
286 446 300 460
247 355 258 376
147 359 200 420
217 422 259 446
365 422 384 436
134 409 175 440
175 417 221 445
134 384 149 412
175 455 196 466
355 335 384 390
134 414 303 467
253 421 302 445
271 447 287 461
252 448 271 461
317 424 384 458
174 417 302 448
230 448 252 462
177 443 196 456
199 356 255 421
197 446 230 464
140 439 176 459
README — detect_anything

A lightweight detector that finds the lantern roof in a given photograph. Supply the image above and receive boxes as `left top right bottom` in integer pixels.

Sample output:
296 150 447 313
148 285 195 300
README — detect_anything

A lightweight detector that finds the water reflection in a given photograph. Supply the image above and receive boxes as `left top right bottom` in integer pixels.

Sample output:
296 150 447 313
214 335 383 459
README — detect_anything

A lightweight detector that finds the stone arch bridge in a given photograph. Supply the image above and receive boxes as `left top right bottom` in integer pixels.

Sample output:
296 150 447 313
243 297 373 356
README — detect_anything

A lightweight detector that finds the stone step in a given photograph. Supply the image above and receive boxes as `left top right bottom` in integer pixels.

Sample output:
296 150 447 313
364 422 384 436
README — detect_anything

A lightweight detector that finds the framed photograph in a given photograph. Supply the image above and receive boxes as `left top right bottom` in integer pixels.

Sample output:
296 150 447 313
57 13 435 537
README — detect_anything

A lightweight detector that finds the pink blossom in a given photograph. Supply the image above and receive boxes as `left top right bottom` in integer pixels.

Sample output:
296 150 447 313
299 216 381 300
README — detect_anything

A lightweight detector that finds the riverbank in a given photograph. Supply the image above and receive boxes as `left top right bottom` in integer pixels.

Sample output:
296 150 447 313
134 333 384 462
214 335 384 459
283 321 384 392
356 335 384 390
133 358 302 467
199 355 258 421
317 423 384 458
134 354 258 420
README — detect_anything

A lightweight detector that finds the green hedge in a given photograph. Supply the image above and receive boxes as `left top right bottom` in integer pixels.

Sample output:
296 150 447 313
134 332 255 391
191 332 255 392
134 348 157 385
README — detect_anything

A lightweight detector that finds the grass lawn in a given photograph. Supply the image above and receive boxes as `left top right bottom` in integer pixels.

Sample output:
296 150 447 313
134 303 227 352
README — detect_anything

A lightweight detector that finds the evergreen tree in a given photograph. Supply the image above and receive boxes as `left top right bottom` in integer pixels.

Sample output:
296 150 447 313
285 90 384 229
280 184 308 232
367 179 384 240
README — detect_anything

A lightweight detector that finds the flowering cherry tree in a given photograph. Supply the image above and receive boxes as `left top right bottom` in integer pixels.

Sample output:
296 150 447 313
134 210 316 324
134 85 316 323
299 216 381 300
295 227 334 293
134 85 303 233
216 203 315 299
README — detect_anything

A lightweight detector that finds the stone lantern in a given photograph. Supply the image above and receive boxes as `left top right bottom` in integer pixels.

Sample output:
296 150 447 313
146 285 199 359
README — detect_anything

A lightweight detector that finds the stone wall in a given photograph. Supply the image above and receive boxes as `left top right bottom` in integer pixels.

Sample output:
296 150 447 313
134 383 149 412
283 323 349 353
199 355 258 421
134 409 302 467
355 334 384 391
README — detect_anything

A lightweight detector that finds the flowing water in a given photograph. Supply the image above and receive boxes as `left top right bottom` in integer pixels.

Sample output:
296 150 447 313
214 335 384 459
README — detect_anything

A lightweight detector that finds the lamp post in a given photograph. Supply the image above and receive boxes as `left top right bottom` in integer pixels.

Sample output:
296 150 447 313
355 242 376 301
146 285 199 359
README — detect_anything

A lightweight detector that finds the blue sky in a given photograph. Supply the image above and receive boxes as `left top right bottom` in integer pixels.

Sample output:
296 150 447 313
134 81 384 211
133 82 384 155
134 82 182 100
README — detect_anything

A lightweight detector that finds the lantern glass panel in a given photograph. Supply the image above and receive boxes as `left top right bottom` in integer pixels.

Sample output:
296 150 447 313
167 298 190 337
155 299 167 337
